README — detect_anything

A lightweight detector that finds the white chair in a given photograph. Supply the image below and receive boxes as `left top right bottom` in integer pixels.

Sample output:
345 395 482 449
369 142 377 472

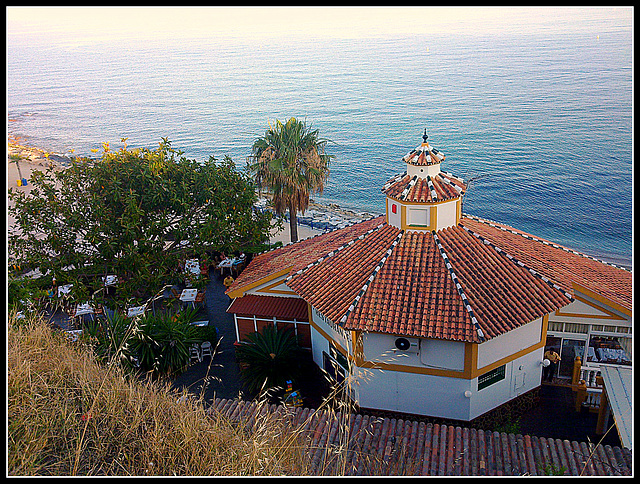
190 344 202 363
200 340 213 358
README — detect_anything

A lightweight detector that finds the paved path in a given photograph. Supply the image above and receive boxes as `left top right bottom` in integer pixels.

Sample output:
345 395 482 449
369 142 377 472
170 270 243 402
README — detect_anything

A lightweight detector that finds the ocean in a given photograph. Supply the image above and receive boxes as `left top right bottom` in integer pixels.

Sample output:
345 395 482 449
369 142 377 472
7 10 633 268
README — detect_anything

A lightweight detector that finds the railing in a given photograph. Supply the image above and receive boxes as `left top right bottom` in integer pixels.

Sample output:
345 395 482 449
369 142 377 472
571 356 601 388
580 364 602 388
571 356 603 412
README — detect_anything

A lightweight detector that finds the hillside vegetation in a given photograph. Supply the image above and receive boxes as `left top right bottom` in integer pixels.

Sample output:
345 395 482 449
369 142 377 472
7 312 310 476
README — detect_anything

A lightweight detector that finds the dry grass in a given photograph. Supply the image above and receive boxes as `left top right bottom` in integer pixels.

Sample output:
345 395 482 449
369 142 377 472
7 312 311 476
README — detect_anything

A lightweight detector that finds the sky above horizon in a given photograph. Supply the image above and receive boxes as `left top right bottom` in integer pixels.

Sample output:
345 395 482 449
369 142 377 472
7 6 632 44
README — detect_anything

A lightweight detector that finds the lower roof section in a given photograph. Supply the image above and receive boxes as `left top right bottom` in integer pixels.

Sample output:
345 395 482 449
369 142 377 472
227 294 309 322
209 398 633 476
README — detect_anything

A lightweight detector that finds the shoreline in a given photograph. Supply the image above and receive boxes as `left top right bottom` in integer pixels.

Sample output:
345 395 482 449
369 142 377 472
7 139 630 269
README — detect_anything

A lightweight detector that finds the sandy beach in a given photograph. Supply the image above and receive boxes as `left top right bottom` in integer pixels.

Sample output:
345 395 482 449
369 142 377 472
268 222 323 245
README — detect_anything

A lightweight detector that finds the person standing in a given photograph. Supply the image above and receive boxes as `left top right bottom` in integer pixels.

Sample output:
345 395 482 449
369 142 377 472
223 274 235 290
543 348 561 382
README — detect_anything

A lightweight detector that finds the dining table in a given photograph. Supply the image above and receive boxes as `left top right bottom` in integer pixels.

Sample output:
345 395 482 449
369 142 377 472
217 257 237 275
180 288 198 302
180 288 199 309
184 259 200 276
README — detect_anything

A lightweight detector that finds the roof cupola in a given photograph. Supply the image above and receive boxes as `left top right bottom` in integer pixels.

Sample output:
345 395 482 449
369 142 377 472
383 130 467 232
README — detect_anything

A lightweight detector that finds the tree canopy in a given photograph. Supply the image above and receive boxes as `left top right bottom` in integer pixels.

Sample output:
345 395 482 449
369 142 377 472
246 118 332 242
8 138 273 308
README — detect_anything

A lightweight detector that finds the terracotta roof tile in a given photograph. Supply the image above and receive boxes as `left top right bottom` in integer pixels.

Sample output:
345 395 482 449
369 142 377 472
460 215 632 312
344 230 477 342
402 140 446 166
230 212 616 344
286 224 403 325
435 226 572 340
382 172 466 203
226 294 309 321
226 216 386 296
209 398 633 476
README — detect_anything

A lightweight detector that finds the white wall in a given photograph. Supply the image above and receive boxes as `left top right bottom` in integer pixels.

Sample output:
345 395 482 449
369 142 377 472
387 198 402 229
310 307 547 421
477 317 543 369
310 307 352 362
435 199 458 230
362 332 466 371
469 348 545 420
352 367 473 421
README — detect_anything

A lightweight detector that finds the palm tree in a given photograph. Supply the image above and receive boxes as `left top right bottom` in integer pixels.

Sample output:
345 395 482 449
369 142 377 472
247 118 332 242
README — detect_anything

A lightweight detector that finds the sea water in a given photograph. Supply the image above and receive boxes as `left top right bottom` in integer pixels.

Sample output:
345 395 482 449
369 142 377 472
7 14 632 268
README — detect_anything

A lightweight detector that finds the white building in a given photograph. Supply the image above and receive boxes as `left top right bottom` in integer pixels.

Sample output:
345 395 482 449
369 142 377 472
226 131 631 422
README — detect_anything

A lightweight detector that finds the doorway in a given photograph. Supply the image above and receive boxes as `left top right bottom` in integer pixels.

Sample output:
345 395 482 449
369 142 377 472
558 339 585 379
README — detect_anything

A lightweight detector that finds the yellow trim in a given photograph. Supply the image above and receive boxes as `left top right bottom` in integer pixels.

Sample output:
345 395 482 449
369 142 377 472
430 204 437 230
554 303 626 320
256 278 298 296
570 282 631 317
463 342 478 379
226 267 292 298
308 304 351 359
385 199 389 225
358 359 468 378
401 205 408 231
310 307 552 381
472 314 548 378
456 199 462 224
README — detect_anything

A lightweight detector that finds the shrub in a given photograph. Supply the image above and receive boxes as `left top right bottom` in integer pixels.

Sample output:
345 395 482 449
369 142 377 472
235 325 304 397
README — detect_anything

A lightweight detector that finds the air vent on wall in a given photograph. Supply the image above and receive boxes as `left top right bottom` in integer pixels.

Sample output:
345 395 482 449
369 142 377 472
395 338 411 351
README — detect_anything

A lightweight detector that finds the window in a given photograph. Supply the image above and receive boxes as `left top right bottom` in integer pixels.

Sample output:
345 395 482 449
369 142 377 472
548 321 564 332
563 323 589 334
391 203 397 214
323 351 346 384
408 208 430 226
478 365 506 390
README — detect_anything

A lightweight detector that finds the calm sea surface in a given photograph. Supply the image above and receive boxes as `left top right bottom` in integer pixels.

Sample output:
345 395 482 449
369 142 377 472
7 16 633 267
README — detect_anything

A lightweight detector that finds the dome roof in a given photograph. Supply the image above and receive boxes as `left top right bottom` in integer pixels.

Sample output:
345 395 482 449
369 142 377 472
382 171 466 203
402 129 445 166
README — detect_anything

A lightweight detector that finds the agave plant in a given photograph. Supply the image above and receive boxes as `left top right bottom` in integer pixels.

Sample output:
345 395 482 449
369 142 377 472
235 325 304 396
129 309 200 376
153 314 200 375
82 312 137 368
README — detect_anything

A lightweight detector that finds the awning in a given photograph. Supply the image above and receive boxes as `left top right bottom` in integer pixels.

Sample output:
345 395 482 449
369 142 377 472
599 364 632 449
227 294 308 322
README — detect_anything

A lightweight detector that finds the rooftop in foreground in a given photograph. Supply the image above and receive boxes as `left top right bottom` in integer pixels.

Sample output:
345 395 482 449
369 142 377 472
209 395 632 476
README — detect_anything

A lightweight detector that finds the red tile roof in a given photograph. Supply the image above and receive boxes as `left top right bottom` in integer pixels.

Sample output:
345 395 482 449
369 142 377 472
229 211 630 343
226 294 309 321
460 215 632 312
226 216 386 297
402 139 446 166
338 226 570 342
382 172 466 203
286 224 404 327
343 230 477 342
209 398 633 476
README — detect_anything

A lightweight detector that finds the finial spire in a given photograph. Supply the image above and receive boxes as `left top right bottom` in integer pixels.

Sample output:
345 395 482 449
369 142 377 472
422 129 429 143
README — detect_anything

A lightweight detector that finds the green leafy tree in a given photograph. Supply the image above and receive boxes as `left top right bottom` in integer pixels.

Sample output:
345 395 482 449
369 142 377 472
8 138 272 310
235 325 304 396
247 118 332 242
